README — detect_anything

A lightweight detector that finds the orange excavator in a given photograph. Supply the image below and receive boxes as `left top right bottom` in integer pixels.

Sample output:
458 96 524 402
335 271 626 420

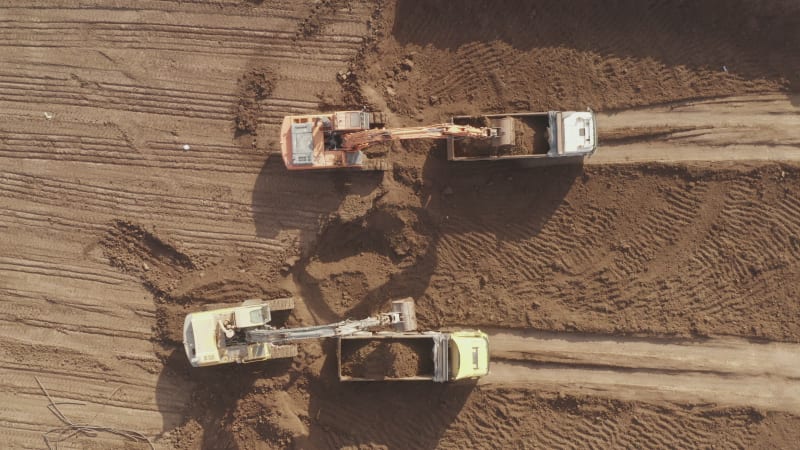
280 110 496 170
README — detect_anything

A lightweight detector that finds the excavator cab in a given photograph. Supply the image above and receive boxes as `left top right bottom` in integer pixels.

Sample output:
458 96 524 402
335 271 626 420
281 111 386 170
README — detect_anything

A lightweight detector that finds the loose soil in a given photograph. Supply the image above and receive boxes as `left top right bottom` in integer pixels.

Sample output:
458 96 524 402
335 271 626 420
340 338 433 379
2 0 800 449
235 66 277 135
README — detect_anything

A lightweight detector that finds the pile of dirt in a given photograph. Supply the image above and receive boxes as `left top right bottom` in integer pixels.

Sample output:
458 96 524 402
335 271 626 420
234 66 276 134
101 220 197 295
341 339 433 378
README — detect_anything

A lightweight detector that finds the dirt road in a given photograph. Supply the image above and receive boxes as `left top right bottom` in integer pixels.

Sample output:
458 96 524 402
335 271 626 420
484 329 800 413
593 94 800 164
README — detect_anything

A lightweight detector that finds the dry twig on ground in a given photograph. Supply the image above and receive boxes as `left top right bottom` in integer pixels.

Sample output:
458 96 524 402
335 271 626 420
35 376 155 450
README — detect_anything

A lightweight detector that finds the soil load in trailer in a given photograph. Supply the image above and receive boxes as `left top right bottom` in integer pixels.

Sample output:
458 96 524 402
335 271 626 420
338 331 490 382
340 338 435 379
448 111 597 162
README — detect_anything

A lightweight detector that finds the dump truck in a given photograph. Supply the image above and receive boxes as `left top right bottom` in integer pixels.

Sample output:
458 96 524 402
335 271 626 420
338 330 490 382
447 110 597 162
279 109 596 170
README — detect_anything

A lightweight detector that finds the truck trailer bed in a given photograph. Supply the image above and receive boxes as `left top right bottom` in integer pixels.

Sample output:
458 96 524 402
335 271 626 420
447 111 596 162
338 335 438 381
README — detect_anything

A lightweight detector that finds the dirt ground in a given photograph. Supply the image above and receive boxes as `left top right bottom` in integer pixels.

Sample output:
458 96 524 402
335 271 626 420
2 0 800 449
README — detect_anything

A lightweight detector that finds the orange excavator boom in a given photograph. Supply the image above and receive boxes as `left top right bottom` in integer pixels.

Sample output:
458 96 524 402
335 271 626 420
340 124 497 152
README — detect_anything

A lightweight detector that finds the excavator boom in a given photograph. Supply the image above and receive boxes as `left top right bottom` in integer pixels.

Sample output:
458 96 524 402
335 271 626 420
246 315 394 345
340 123 497 152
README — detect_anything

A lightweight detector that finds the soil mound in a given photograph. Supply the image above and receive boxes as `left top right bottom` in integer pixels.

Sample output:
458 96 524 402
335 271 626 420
235 66 276 134
101 220 196 294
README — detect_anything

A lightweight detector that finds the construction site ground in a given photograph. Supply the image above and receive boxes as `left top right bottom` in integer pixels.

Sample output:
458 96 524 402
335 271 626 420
1 0 799 448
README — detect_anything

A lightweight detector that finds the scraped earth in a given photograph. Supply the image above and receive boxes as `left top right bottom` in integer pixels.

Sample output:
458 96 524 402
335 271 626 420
1 0 800 449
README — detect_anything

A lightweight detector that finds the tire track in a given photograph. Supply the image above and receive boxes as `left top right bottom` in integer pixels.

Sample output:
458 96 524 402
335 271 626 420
483 328 800 413
0 14 367 59
419 162 800 340
0 136 266 173
437 387 760 450
0 72 319 123
0 169 322 258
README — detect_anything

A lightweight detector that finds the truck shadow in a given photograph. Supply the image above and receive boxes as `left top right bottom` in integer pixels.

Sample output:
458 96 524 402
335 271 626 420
340 143 583 324
392 0 800 90
300 340 477 449
418 144 585 244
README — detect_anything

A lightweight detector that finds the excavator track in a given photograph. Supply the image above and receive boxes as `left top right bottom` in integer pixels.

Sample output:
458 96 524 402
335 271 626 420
268 344 299 359
362 159 390 171
263 297 296 311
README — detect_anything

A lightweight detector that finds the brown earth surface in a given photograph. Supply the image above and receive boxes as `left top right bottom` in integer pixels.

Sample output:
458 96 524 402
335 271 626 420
2 0 800 449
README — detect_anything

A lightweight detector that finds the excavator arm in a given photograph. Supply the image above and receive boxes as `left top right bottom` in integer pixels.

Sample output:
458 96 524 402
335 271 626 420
246 314 398 345
341 123 497 152
184 298 417 367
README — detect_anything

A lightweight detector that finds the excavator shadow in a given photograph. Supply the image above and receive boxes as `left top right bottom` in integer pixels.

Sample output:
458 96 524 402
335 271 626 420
155 345 295 449
250 154 384 244
300 340 477 449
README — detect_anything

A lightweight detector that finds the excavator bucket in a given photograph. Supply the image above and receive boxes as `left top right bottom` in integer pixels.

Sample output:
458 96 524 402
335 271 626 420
391 298 417 332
